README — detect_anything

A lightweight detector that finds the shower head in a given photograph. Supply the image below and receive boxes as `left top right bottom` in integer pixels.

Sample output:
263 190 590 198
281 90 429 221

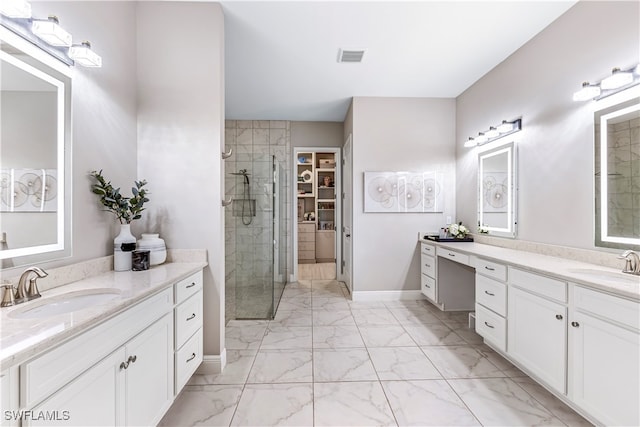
230 169 250 184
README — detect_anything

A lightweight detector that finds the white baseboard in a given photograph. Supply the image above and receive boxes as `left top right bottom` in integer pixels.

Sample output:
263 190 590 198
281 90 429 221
195 349 227 375
351 290 425 302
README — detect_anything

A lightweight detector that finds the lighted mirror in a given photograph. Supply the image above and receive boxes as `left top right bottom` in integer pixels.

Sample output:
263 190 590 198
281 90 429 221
0 27 71 268
594 88 640 250
478 141 517 238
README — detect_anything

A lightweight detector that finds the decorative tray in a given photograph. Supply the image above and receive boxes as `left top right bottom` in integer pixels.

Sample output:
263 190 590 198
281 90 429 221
424 235 474 243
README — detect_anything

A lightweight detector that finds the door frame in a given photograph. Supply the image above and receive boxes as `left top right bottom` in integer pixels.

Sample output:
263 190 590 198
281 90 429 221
339 134 353 291
291 146 342 282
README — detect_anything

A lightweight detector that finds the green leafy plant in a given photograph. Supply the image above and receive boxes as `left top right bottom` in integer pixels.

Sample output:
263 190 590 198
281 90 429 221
90 170 149 224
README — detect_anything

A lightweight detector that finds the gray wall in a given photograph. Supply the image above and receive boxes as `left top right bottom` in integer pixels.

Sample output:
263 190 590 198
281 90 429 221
455 1 640 250
351 97 456 292
137 2 225 358
291 121 344 148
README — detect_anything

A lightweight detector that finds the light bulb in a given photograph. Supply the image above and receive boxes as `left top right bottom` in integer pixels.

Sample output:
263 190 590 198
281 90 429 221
32 16 72 47
497 120 513 133
601 68 633 90
464 137 476 148
486 126 499 138
68 41 102 67
573 82 601 101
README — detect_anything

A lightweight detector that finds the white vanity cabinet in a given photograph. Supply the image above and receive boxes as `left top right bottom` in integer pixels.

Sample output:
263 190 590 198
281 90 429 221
1 367 19 427
474 257 508 352
420 243 437 301
173 271 204 393
507 268 567 394
569 286 640 426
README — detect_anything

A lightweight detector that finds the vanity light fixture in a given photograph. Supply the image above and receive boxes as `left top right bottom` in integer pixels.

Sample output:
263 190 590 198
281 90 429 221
572 82 601 101
601 67 633 90
31 16 71 47
573 63 639 101
68 41 102 67
0 0 31 18
465 118 522 148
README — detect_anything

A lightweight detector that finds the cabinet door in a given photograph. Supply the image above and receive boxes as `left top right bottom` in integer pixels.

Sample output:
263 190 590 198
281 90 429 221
1 367 19 427
570 311 639 426
124 313 174 427
508 286 567 394
28 348 126 427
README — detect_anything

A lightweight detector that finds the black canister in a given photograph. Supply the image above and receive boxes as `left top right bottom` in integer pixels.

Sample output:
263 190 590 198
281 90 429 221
132 250 150 271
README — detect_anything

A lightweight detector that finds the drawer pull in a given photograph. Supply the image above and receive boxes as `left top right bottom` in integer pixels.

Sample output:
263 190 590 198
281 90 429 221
571 321 580 328
119 361 129 370
425 263 431 268
484 266 495 271
484 321 494 329
128 355 137 364
448 253 455 257
484 290 495 296
186 282 196 289
555 314 563 320
424 283 431 288
186 313 196 321
186 353 196 363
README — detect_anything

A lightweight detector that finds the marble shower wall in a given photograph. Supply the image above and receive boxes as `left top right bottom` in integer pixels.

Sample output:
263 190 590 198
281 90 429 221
224 120 292 323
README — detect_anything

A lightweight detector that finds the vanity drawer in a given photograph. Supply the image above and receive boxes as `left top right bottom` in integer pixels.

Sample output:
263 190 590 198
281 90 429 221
476 274 507 317
298 223 315 233
175 291 203 349
475 258 507 282
175 328 203 393
421 253 436 278
421 274 436 300
509 267 567 303
475 303 506 352
574 286 639 331
175 270 203 305
437 247 470 266
421 243 436 256
299 241 315 251
299 232 315 242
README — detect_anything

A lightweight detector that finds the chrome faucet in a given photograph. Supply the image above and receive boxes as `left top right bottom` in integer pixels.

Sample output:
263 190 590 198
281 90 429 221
15 266 48 303
618 250 640 276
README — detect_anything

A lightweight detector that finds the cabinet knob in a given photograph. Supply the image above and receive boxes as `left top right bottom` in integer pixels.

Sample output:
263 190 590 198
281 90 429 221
484 321 494 329
571 321 580 328
555 314 563 320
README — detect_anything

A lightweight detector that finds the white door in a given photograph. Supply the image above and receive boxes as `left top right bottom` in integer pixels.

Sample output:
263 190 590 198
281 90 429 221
341 134 353 293
569 311 639 426
508 287 567 394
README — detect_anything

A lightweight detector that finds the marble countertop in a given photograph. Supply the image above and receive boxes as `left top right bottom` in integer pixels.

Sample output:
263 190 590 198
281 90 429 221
0 261 207 370
420 239 639 300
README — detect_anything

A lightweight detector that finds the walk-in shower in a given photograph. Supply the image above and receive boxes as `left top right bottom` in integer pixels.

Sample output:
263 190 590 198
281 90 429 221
225 146 289 321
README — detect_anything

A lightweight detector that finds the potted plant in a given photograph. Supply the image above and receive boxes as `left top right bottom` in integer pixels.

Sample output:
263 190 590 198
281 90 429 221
90 170 149 271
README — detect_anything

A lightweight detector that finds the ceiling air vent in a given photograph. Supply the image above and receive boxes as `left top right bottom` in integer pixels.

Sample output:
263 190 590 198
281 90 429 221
337 48 365 63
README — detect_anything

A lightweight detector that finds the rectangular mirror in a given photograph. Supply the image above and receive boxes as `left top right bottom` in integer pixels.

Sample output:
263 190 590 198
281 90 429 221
594 88 640 250
0 27 72 267
478 141 517 238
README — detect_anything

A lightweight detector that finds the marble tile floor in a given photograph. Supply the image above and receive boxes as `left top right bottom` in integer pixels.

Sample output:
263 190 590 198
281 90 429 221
160 279 593 427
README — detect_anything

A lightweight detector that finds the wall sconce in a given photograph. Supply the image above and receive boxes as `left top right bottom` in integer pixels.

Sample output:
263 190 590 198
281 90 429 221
573 64 639 101
1 1 102 68
464 118 522 148
69 41 102 67
31 16 71 47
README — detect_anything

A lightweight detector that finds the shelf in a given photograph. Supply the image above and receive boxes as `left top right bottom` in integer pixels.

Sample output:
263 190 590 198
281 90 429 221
317 186 335 189
317 199 335 202
297 163 313 166
318 209 335 211
316 168 335 172
297 194 314 198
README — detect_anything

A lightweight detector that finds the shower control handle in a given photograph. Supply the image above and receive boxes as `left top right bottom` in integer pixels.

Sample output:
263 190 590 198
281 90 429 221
222 198 233 207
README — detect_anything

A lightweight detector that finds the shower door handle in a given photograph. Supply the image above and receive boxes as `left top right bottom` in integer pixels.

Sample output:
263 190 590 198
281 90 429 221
222 198 233 207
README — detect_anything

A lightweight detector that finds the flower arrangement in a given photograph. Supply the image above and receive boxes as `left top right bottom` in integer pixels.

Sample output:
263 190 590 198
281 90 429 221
448 222 469 239
90 170 149 224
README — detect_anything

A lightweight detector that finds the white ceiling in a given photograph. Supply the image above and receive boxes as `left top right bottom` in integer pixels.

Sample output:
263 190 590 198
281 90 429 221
222 1 577 122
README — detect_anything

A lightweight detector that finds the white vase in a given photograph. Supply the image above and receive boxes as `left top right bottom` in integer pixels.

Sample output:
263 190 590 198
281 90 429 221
137 233 167 266
114 224 136 271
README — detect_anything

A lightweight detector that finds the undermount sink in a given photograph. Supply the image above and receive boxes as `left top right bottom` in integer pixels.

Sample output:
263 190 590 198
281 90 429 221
568 268 640 284
8 289 122 320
